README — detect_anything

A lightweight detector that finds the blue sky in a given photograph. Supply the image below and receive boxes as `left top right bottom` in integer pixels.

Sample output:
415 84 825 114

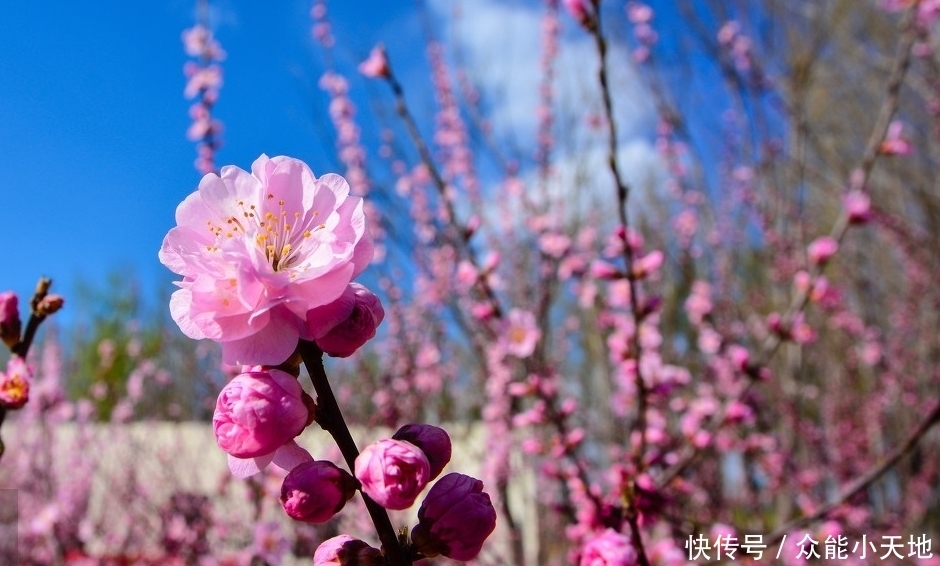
0 1 425 321
0 0 676 326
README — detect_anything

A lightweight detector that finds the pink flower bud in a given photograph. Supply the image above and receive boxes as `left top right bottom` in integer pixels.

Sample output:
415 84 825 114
631 250 664 279
844 190 872 224
280 460 358 523
0 356 30 409
392 423 452 480
36 294 65 316
212 369 309 459
564 0 594 28
0 291 21 348
358 44 390 79
355 438 430 510
589 260 622 280
313 535 383 566
316 284 385 358
580 528 637 565
807 236 838 265
412 473 497 561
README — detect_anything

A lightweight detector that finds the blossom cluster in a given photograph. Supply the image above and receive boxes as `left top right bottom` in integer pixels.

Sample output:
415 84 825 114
160 155 496 563
182 23 225 174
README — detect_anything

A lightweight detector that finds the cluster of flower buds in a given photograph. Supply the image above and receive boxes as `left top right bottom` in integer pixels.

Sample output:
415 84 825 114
312 424 496 564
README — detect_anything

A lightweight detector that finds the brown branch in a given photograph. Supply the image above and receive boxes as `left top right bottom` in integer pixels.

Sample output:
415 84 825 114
297 340 409 566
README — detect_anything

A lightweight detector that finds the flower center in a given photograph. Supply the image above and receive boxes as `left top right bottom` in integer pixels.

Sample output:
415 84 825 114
204 194 326 273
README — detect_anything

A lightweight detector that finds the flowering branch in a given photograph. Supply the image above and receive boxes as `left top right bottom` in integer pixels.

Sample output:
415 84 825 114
0 276 64 461
765 399 940 546
656 0 920 492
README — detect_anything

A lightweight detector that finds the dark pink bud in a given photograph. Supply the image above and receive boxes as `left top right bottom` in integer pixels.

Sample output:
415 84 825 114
0 292 21 348
393 423 452 480
355 438 430 510
412 473 497 561
316 284 385 358
313 535 383 566
280 460 358 523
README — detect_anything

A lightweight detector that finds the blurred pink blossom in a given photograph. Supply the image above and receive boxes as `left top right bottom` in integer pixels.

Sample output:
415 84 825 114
501 308 541 358
358 44 390 79
0 356 31 409
807 236 838 265
879 120 913 155
580 528 637 565
844 190 872 224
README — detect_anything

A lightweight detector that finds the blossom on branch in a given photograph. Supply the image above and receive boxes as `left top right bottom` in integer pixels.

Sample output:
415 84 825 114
159 155 373 366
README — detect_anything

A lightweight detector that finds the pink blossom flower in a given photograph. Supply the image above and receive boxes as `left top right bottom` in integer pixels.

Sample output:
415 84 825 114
580 528 637 565
159 155 374 366
358 45 390 79
412 473 497 561
315 283 384 357
392 423 452 480
313 535 383 566
501 308 541 358
280 460 358 523
354 438 430 510
807 236 838 265
0 291 20 348
212 368 310 466
0 356 30 409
